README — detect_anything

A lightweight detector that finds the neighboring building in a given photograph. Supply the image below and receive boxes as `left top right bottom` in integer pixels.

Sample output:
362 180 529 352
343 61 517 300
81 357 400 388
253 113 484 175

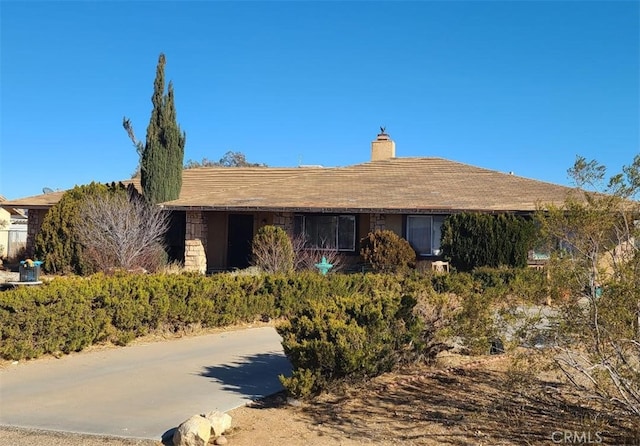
1 132 577 273
0 195 28 260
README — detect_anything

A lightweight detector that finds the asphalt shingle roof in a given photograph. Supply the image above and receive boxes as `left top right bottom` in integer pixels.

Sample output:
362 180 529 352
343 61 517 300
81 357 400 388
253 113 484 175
1 157 577 213
162 157 576 213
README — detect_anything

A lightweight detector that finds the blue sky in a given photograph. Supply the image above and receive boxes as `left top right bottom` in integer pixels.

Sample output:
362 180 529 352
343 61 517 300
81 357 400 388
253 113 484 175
1 1 638 200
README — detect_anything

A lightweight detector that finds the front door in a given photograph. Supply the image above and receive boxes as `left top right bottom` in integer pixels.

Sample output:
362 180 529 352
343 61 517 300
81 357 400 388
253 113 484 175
227 214 254 269
165 211 186 263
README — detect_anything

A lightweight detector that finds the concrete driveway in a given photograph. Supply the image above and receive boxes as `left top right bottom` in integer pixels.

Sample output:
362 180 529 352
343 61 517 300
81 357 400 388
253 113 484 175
0 326 291 440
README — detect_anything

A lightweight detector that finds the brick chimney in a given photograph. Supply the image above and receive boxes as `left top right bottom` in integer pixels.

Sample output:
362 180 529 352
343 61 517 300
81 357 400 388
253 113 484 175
371 128 396 161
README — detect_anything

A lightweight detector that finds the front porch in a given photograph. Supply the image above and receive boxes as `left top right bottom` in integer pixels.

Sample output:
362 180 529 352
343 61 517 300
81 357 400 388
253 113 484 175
182 211 408 274
183 210 296 273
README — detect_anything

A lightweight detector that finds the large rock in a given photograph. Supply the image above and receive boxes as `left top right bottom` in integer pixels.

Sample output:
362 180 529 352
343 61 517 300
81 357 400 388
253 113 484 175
203 411 232 437
214 435 228 445
173 414 213 446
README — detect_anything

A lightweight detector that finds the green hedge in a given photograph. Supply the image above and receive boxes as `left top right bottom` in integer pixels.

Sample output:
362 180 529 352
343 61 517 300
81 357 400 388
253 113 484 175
441 213 538 271
0 272 267 359
0 268 548 365
431 266 547 303
0 271 430 361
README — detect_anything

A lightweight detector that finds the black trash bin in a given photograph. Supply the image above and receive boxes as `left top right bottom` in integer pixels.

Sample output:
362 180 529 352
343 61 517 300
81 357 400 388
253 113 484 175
19 261 42 282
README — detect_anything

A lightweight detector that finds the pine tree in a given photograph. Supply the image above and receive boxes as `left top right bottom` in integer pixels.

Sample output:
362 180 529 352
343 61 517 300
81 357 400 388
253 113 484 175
123 53 186 204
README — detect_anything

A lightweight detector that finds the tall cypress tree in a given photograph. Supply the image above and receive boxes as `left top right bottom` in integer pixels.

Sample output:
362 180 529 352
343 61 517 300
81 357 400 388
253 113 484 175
124 53 186 204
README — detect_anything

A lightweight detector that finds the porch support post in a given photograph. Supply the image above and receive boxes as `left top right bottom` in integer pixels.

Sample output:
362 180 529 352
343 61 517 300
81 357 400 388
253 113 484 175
369 213 386 232
184 210 208 274
273 212 294 236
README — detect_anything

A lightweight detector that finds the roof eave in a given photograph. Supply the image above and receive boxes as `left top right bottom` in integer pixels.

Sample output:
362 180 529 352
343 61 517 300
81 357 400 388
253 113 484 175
160 204 538 214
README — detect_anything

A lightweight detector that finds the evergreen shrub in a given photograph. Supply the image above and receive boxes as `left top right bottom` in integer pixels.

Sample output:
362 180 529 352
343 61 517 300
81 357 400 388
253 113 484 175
471 266 548 304
441 213 538 271
453 290 498 355
360 230 416 272
430 270 479 295
277 291 424 398
251 225 295 273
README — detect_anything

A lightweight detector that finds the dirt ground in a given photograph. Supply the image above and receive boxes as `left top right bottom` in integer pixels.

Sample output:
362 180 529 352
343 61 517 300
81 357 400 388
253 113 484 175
2 351 640 446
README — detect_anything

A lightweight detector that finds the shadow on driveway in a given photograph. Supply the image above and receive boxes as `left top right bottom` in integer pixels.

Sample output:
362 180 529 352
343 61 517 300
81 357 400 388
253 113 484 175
162 351 291 444
200 351 292 399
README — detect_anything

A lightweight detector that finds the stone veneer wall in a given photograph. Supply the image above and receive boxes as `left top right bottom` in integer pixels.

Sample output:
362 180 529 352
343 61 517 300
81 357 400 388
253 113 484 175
184 210 208 274
25 209 47 258
369 213 386 232
272 212 294 236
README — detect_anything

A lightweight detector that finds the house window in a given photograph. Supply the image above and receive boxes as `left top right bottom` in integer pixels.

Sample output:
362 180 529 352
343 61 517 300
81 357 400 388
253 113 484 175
406 215 445 256
294 215 356 251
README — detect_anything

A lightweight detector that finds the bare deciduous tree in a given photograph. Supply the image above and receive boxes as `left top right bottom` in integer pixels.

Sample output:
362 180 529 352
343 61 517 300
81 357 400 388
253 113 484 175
291 233 345 273
184 151 266 169
540 154 640 415
75 194 169 272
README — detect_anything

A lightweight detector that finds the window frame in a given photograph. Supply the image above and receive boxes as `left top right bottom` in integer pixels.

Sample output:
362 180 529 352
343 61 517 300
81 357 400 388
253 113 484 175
405 215 445 257
294 214 357 252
